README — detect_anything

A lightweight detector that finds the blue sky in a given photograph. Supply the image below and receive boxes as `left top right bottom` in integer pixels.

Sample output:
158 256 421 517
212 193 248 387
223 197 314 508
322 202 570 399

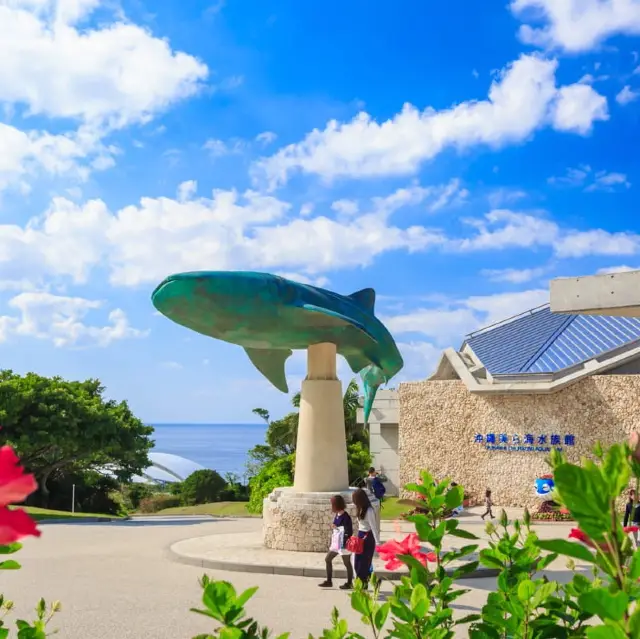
1 0 640 423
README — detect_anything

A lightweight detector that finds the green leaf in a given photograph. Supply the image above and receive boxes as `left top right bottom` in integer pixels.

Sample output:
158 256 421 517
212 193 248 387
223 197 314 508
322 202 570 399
350 591 372 617
236 586 258 608
517 580 536 602
630 549 640 580
0 560 20 570
578 588 629 622
453 561 479 579
373 603 390 631
603 444 631 498
535 539 596 564
478 549 505 569
0 543 21 555
586 626 626 639
410 583 428 612
449 528 479 540
445 485 463 510
553 464 610 538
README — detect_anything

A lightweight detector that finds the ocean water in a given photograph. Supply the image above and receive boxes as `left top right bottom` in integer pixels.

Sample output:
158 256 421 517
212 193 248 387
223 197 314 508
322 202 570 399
150 423 267 480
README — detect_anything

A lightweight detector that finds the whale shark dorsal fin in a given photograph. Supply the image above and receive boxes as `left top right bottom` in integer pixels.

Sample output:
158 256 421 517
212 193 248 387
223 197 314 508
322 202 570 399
348 288 375 313
244 348 292 393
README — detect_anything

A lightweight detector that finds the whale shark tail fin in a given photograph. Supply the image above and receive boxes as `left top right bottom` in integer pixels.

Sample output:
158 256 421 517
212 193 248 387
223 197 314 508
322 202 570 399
360 364 387 425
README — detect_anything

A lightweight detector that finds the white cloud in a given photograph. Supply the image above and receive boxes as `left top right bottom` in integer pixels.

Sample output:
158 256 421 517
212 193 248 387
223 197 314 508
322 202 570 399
549 165 630 191
550 83 608 134
597 265 640 274
385 308 479 345
0 291 147 347
161 361 183 370
453 209 640 258
396 341 442 379
0 0 208 128
275 272 330 287
482 266 548 284
455 210 559 252
203 138 247 157
511 0 640 52
331 199 359 216
554 229 640 258
177 180 197 202
386 289 549 354
585 171 631 192
254 55 607 188
0 183 452 289
255 131 277 146
0 122 113 192
616 85 640 105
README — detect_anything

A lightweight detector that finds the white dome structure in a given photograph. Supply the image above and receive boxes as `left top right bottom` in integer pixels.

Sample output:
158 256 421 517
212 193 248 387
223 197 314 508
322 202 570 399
103 453 205 485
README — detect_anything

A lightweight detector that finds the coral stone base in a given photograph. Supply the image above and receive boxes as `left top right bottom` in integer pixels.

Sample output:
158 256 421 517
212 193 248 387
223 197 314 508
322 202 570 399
263 487 355 552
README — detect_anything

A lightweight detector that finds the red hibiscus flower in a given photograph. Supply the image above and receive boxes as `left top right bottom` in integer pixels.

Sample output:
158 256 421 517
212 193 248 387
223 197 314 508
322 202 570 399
0 447 38 507
568 528 613 553
0 508 40 545
376 533 436 571
0 446 40 544
625 526 639 533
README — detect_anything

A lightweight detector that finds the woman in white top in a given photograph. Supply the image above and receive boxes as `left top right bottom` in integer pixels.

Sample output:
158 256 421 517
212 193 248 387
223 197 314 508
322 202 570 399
352 488 381 588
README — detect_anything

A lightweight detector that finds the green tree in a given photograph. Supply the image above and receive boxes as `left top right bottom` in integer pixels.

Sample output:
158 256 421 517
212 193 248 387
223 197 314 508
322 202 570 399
0 370 153 506
251 408 297 455
181 469 227 505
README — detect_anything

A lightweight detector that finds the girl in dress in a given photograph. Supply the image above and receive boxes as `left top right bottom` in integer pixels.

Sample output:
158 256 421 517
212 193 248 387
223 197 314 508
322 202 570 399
352 488 381 589
318 495 354 590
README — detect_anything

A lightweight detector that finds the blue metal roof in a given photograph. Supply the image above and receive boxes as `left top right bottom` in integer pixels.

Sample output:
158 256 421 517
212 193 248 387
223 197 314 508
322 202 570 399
464 306 640 375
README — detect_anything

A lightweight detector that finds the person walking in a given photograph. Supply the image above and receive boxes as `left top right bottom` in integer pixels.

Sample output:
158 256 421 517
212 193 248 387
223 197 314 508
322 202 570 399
318 495 354 590
481 489 495 520
624 489 640 546
351 488 381 589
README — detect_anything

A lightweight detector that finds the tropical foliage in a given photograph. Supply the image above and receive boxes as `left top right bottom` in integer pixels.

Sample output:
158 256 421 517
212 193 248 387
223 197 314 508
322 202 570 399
0 370 153 509
191 435 640 638
247 379 371 513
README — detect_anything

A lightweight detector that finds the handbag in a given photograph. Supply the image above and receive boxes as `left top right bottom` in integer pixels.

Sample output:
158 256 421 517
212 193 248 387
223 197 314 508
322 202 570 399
346 533 367 555
330 527 343 553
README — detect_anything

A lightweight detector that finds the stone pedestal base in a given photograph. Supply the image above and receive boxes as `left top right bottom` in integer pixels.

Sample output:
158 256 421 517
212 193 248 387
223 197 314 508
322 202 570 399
263 487 355 552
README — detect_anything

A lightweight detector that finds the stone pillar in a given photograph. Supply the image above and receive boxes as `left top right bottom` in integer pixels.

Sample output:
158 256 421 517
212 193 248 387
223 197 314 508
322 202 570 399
263 342 353 551
294 343 349 492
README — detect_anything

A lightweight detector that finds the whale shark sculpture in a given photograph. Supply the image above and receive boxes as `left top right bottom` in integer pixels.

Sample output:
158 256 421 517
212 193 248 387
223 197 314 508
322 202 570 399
151 271 403 423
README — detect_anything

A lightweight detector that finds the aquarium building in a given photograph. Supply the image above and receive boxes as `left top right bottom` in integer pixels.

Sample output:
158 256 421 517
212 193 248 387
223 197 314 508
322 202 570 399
360 298 640 505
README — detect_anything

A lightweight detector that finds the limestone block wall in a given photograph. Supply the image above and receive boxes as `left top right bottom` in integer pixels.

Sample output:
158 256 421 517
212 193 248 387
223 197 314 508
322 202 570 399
263 488 357 552
399 376 640 508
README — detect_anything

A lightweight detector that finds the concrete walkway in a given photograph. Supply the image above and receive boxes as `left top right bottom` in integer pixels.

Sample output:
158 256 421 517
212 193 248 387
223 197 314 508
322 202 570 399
6 513 580 638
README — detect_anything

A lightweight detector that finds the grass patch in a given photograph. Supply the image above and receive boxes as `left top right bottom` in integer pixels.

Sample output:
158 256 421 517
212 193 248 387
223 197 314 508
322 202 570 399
13 506 122 521
152 501 258 517
380 497 411 520
149 498 410 519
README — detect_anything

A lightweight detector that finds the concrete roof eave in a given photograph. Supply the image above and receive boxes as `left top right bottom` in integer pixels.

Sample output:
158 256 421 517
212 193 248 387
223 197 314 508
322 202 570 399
439 342 640 395
550 270 640 317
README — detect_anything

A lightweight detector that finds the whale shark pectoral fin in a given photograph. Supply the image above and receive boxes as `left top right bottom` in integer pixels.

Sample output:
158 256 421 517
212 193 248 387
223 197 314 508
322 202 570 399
343 351 371 375
301 304 378 343
244 348 292 393
348 288 376 313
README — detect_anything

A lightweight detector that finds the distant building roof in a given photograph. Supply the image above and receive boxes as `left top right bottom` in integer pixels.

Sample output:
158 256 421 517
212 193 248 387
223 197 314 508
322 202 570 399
101 452 205 485
464 305 640 376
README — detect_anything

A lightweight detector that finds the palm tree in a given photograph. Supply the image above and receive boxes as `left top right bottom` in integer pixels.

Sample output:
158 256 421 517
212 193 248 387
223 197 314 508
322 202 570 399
291 378 363 443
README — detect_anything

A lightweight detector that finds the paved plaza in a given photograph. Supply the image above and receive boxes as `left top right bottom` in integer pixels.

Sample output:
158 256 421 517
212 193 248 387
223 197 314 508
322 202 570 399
7 513 582 638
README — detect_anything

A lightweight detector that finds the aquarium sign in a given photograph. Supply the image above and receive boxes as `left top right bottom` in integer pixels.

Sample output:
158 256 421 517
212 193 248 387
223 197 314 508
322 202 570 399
473 433 575 453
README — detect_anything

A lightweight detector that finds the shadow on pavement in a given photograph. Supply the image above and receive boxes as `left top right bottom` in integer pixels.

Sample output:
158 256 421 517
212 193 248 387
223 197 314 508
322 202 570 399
40 516 229 528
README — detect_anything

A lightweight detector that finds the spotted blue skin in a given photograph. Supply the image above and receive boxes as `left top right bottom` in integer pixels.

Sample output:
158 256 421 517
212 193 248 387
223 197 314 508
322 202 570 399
151 271 403 423
535 478 555 497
